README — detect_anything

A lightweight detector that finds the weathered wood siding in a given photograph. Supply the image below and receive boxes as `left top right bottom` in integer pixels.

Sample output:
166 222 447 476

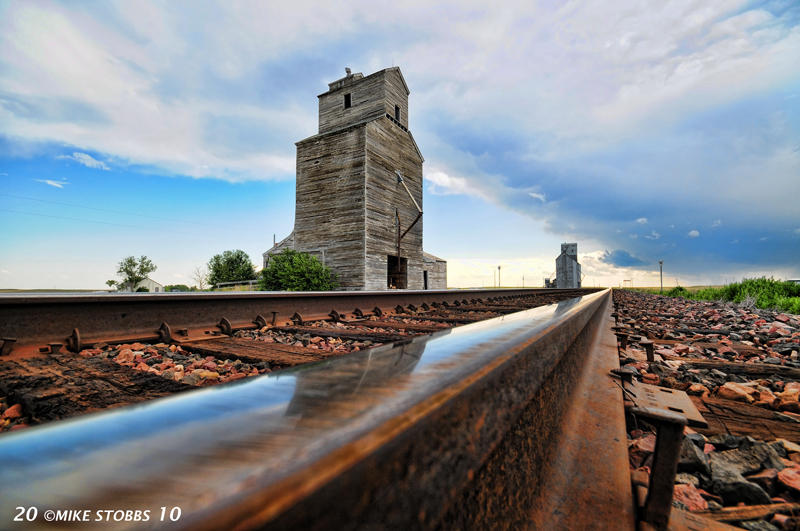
382 68 409 130
423 254 447 289
318 68 409 135
364 117 424 290
294 126 366 290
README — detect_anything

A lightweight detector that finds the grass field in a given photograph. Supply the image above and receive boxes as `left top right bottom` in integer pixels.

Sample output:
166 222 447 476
630 277 800 314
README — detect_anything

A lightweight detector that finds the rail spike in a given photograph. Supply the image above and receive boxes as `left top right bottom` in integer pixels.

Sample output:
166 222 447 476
67 328 81 353
217 317 233 336
254 315 268 328
158 321 173 342
352 308 364 318
1 337 17 357
329 310 343 322
291 312 304 326
372 307 383 318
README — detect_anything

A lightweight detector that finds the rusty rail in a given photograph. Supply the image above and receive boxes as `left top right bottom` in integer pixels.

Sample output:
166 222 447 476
0 289 632 529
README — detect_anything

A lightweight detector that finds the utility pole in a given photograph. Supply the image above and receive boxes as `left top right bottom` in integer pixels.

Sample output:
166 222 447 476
498 265 501 288
659 260 664 294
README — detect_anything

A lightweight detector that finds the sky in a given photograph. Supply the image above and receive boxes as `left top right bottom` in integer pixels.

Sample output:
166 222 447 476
1 0 798 289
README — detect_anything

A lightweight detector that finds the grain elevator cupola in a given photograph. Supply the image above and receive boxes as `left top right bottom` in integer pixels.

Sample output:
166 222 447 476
263 66 447 290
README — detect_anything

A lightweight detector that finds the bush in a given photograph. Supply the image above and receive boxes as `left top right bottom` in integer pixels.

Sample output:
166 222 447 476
164 284 192 292
259 249 338 291
666 286 689 298
207 250 256 287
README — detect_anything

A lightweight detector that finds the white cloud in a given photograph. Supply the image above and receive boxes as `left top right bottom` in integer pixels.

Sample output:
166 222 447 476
529 192 546 202
426 170 491 201
644 230 661 240
1 1 797 184
34 178 68 188
636 217 648 224
57 152 109 170
712 219 722 227
688 229 700 238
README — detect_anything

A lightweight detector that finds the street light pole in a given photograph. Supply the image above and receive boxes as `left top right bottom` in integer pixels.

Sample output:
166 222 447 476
498 265 501 288
659 260 664 294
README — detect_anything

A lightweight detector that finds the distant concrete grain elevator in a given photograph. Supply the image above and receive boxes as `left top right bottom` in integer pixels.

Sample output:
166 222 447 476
263 67 447 290
555 243 582 288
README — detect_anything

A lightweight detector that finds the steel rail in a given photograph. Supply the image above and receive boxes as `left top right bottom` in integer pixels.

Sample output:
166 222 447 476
0 289 630 530
0 288 592 355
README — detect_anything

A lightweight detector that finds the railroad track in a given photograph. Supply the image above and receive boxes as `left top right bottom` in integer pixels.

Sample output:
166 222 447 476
0 288 589 431
0 288 633 529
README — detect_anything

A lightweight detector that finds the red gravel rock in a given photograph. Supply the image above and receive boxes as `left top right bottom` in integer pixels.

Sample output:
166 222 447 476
641 373 660 385
629 433 656 468
673 483 708 511
2 404 22 419
115 349 135 363
778 467 800 493
717 382 757 403
687 384 710 397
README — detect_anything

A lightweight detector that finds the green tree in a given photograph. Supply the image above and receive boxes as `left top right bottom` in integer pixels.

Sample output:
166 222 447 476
115 255 157 291
207 249 256 287
164 284 191 292
259 249 338 291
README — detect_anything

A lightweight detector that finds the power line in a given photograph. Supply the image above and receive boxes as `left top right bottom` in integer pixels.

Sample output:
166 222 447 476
0 193 214 228
0 208 199 235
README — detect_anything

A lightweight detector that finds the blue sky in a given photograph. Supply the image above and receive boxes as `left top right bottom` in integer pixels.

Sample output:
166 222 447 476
1 0 798 289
